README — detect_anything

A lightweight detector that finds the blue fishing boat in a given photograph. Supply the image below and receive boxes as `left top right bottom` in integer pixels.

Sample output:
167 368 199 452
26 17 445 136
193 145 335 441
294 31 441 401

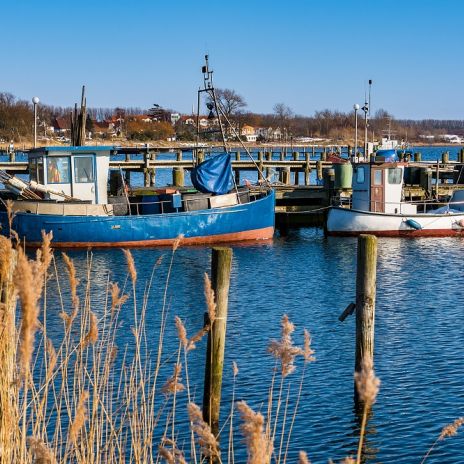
0 56 275 247
0 145 274 247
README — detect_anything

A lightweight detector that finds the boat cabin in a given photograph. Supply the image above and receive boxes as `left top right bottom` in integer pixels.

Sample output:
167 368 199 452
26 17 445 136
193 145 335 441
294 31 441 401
352 162 417 214
28 146 112 204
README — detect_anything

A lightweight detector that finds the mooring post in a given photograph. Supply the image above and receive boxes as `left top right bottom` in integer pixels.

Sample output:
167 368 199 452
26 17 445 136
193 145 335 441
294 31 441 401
293 151 299 185
143 152 150 187
265 151 272 180
149 151 156 186
234 151 241 185
442 151 449 164
258 151 264 182
355 234 377 399
459 148 464 163
414 152 422 162
203 247 233 440
304 152 311 185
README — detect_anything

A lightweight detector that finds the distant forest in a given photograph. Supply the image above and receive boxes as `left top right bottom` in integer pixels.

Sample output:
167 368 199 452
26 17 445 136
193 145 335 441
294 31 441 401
1 90 463 143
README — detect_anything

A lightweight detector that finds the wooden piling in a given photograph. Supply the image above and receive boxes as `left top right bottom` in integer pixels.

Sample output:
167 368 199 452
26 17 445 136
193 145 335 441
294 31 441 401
316 160 323 181
304 152 311 185
459 148 464 163
282 167 291 184
203 247 233 439
149 151 156 186
265 151 272 180
235 151 241 185
442 151 449 164
258 151 264 182
413 152 422 162
143 153 150 187
172 168 184 187
355 235 377 390
293 152 299 185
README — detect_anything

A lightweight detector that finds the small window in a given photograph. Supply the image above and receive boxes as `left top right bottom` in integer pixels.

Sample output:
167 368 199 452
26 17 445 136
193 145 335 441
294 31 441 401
29 157 44 184
47 157 70 184
388 168 402 184
356 166 365 184
374 170 383 185
74 156 95 183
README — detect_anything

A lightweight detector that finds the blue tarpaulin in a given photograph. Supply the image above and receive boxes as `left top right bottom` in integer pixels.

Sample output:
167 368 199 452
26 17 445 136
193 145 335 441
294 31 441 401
191 153 232 195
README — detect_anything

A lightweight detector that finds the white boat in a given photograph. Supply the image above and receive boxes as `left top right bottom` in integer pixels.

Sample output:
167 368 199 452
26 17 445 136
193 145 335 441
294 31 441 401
326 161 464 237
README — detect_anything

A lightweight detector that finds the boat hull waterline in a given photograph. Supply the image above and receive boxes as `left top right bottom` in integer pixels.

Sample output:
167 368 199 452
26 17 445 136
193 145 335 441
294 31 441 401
326 207 464 237
1 191 275 247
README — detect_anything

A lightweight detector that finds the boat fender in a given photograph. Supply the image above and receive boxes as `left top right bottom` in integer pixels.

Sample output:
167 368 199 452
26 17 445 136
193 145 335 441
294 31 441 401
405 219 422 230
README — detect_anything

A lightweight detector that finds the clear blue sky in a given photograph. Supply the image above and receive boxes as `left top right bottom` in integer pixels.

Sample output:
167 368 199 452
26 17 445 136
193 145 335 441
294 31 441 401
2 0 463 119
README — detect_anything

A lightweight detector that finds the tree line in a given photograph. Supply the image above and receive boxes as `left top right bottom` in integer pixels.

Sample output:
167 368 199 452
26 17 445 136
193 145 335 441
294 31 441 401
0 90 462 143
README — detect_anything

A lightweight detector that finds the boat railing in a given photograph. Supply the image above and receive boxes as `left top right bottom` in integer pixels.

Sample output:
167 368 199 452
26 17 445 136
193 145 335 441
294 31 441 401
339 197 464 214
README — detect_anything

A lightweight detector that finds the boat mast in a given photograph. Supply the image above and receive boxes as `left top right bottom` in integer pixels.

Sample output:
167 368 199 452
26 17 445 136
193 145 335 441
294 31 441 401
199 55 229 154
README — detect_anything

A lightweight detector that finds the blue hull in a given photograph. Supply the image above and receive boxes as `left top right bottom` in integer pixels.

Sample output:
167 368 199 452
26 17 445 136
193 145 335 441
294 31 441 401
1 191 275 247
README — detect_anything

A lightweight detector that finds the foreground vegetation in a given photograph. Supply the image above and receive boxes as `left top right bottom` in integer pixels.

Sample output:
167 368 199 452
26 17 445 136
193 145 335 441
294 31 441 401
0 232 462 463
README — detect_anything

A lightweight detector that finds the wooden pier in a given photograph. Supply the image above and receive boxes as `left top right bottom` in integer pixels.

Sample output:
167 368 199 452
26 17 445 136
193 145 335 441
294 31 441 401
2 146 464 230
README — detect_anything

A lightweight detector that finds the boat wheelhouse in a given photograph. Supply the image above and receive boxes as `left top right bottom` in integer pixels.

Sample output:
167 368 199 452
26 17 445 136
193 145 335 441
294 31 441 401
326 161 464 237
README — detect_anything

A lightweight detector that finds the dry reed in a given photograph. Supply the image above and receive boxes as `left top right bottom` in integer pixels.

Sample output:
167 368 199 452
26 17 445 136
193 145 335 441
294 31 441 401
237 400 273 464
188 402 220 459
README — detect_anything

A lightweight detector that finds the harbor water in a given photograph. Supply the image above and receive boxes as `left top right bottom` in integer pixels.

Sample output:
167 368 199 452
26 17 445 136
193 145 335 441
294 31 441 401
45 227 464 463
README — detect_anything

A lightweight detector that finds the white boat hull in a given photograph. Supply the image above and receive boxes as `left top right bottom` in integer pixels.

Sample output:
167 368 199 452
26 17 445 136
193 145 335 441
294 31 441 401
326 207 464 237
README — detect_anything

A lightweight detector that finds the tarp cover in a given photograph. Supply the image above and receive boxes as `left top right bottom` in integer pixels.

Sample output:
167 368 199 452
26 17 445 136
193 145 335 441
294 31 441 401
191 152 232 195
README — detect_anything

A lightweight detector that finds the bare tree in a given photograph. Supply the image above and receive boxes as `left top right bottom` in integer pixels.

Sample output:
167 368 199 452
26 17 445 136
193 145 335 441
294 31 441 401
209 88 247 118
273 103 294 137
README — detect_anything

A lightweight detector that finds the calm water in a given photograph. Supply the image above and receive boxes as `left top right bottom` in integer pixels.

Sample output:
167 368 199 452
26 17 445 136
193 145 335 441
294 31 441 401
21 144 464 462
46 228 464 463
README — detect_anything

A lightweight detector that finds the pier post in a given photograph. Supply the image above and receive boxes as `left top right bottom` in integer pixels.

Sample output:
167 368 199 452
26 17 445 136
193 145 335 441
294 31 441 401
293 151 299 185
304 152 311 185
265 151 272 180
281 167 290 185
280 150 285 161
235 151 241 185
413 152 422 162
143 153 150 187
442 151 449 164
258 151 264 182
355 234 377 400
459 148 464 163
312 145 315 158
203 247 233 440
150 151 156 186
316 160 323 181
171 150 184 187
320 150 327 162
198 150 205 164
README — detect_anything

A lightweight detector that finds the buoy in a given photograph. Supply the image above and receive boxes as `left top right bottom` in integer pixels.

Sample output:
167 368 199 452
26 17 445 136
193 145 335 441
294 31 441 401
406 219 423 230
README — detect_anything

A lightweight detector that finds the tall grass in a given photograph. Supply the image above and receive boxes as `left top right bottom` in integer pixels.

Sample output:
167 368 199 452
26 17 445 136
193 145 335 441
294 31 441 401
0 234 460 463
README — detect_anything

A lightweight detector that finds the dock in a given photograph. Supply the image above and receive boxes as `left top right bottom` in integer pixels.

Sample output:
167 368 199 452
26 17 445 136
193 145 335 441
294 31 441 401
2 146 464 230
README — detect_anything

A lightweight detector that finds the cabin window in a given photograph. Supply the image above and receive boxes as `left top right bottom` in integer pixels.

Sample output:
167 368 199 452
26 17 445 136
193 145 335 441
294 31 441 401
388 168 402 184
356 167 365 184
373 170 383 185
29 157 44 184
74 156 95 183
47 157 70 184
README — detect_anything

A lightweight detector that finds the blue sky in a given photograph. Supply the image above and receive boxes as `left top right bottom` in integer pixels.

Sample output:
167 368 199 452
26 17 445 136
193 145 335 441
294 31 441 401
2 0 463 119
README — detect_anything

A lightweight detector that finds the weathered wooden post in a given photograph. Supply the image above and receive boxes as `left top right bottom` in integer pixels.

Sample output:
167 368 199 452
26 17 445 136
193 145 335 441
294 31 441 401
316 160 323 181
258 151 264 182
282 167 291 185
459 148 464 163
413 152 422 162
265 151 272 180
320 150 327 162
143 152 150 187
355 234 377 399
442 151 449 164
304 152 311 185
280 149 285 161
234 151 241 185
312 145 315 158
203 247 233 440
293 151 299 185
149 151 156 186
197 150 205 164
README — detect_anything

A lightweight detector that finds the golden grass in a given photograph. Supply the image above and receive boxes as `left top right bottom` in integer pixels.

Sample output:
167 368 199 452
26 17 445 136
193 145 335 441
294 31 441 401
2 234 456 463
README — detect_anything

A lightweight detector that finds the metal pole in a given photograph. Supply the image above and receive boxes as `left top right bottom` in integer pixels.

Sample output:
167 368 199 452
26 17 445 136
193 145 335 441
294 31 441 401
32 96 39 149
353 103 359 159
33 102 38 148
